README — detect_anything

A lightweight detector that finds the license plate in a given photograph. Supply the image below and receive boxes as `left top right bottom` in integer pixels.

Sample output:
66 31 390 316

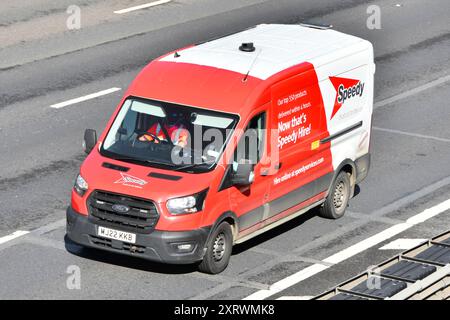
97 226 136 244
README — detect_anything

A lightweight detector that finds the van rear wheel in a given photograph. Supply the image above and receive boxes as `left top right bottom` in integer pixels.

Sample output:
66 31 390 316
198 222 233 274
319 171 351 219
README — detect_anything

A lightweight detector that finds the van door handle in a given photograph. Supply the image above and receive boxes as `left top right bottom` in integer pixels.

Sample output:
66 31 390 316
260 163 282 176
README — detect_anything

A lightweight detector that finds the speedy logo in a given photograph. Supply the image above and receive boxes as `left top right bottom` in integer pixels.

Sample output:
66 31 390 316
114 173 147 188
329 76 365 119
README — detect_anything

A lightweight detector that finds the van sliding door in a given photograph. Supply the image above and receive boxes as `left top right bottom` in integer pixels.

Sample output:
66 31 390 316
266 70 334 220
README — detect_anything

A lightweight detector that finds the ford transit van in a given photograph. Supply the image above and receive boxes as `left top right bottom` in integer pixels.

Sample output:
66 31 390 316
67 24 375 274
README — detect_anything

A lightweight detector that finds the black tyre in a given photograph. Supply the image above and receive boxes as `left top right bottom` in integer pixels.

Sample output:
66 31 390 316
198 222 233 274
319 171 351 219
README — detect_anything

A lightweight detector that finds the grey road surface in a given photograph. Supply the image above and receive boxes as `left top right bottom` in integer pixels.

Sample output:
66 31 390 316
0 0 449 299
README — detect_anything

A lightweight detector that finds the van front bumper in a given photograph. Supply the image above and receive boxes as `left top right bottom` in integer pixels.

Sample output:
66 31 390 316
66 206 210 264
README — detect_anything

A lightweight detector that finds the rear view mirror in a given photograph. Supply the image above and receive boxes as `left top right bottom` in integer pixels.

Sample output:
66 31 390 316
83 129 97 154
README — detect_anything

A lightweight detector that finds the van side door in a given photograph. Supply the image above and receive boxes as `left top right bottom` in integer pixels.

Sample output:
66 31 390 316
220 110 272 234
266 69 334 219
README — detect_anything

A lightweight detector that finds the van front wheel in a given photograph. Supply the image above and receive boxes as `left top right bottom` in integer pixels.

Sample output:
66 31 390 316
319 171 351 219
198 222 233 274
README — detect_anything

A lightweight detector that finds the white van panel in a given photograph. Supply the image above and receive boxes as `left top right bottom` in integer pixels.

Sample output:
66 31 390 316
315 47 375 171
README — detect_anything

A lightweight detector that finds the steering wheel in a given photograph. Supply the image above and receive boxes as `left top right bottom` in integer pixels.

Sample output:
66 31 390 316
138 132 162 144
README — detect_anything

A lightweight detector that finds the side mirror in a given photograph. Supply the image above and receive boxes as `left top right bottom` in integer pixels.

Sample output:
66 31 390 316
231 161 255 186
83 129 97 154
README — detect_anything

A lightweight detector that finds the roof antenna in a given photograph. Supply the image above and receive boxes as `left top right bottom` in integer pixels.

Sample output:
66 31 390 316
174 51 180 58
242 46 261 83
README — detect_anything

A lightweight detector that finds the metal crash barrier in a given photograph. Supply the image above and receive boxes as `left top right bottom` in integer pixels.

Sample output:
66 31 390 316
315 230 450 300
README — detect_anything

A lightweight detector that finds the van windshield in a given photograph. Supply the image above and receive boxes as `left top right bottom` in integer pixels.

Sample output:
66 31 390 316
101 97 239 173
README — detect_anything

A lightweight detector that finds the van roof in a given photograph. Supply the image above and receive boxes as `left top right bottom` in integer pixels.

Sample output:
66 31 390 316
160 24 369 80
128 24 371 115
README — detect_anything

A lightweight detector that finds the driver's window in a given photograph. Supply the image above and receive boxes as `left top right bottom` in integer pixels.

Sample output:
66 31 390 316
234 112 266 166
219 112 266 190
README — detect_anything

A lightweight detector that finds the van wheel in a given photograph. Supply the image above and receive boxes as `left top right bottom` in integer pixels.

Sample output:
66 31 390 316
319 171 351 219
198 222 233 274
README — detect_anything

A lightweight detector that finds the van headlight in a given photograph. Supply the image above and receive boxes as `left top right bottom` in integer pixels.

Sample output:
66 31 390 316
74 174 89 196
166 189 208 215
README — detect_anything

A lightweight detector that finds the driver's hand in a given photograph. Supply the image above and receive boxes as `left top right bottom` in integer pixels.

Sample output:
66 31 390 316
139 134 156 142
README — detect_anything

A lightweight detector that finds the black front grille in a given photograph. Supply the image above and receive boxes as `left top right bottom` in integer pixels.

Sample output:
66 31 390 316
90 235 146 254
88 190 159 234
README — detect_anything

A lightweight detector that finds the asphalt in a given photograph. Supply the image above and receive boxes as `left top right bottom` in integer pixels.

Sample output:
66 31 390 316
0 0 449 299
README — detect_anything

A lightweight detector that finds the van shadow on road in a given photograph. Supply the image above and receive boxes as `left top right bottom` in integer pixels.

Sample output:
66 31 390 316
64 235 199 274
232 208 318 255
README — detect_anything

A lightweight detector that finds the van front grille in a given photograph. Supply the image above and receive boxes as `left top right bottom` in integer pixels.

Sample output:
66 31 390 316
88 190 159 234
89 235 146 254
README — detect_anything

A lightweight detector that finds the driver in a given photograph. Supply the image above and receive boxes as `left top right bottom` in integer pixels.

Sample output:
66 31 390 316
138 112 189 148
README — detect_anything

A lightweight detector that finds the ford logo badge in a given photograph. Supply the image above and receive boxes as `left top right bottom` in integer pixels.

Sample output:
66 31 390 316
112 204 130 214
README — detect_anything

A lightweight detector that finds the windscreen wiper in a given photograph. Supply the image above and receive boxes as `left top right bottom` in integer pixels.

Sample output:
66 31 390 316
111 155 174 168
172 160 216 172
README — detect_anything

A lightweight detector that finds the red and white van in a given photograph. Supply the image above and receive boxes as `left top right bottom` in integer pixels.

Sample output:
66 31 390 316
67 24 375 274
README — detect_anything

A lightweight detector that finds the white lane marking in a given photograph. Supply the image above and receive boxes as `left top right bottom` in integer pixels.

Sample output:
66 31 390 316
276 296 313 300
0 230 30 245
322 223 410 265
406 199 450 224
50 87 121 109
243 264 328 300
374 73 450 109
243 198 450 300
379 238 427 250
114 0 171 14
32 218 66 236
373 127 450 143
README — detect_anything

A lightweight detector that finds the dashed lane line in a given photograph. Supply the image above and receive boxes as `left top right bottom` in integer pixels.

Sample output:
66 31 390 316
0 230 29 245
114 0 172 14
33 218 66 236
49 87 121 109
374 73 450 109
373 127 450 143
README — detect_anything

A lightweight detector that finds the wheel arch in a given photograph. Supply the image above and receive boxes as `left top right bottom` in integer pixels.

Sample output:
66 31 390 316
209 211 239 242
329 159 357 198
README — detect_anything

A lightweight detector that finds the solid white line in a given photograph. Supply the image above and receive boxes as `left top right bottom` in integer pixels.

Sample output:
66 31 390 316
374 73 450 109
322 223 411 265
114 0 171 14
0 230 30 245
276 296 313 300
50 87 121 109
379 238 427 250
243 264 328 300
243 198 450 300
406 199 450 224
373 127 450 143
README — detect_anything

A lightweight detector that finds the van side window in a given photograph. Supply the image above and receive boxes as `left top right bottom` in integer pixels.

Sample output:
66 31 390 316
234 112 266 164
219 113 266 191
